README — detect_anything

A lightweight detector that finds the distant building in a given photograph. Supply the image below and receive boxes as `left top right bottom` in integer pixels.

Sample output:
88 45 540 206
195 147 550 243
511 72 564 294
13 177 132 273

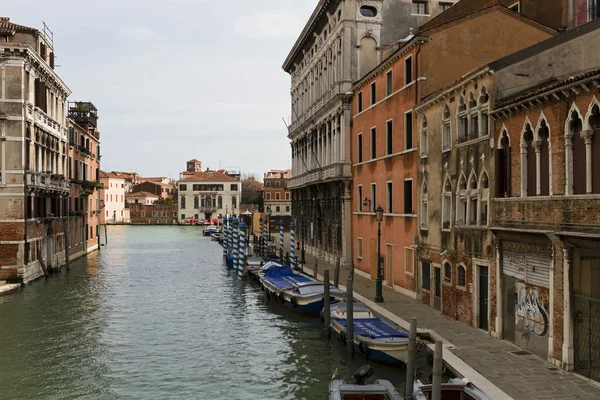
126 191 159 205
100 171 129 224
129 203 178 225
177 167 242 223
131 181 175 199
111 171 140 193
263 169 292 216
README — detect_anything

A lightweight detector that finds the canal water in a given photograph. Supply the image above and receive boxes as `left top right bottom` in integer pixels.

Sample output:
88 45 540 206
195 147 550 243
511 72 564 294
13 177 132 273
0 226 428 399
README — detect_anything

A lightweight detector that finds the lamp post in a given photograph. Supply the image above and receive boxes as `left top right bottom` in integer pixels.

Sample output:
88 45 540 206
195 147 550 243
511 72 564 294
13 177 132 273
375 205 384 303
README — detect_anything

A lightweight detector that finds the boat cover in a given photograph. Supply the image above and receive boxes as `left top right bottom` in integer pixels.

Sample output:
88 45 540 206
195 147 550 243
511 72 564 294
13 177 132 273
335 318 408 339
262 263 314 289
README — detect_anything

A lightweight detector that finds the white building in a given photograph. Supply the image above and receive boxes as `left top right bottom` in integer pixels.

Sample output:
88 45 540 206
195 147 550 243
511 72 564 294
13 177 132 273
126 191 159 205
177 169 242 223
100 171 129 224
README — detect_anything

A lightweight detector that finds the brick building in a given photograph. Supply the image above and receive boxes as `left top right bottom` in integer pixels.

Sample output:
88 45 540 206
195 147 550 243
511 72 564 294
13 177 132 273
263 169 292 216
129 203 178 225
489 19 600 378
66 101 101 259
0 18 72 283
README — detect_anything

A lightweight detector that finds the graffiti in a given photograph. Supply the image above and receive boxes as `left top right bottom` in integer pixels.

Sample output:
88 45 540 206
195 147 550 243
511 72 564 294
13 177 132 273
517 285 549 337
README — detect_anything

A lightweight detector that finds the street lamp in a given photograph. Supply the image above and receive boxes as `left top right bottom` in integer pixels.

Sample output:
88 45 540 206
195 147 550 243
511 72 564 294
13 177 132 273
375 205 384 303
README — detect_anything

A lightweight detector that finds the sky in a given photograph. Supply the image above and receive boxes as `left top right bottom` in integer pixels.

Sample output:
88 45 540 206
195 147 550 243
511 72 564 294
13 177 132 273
4 0 317 179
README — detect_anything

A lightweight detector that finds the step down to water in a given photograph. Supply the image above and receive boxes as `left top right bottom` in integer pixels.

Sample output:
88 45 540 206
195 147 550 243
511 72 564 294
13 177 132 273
510 350 532 356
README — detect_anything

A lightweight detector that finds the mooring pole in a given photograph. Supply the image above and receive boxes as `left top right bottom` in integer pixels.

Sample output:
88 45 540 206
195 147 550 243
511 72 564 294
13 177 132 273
232 218 239 273
279 219 284 263
238 221 246 279
404 317 418 398
223 216 228 259
432 341 443 400
334 256 340 288
323 269 331 338
104 224 108 245
346 278 354 359
259 216 263 257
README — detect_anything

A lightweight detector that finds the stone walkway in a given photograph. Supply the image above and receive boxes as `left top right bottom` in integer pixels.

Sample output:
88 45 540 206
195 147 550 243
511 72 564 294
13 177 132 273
0 283 20 296
300 252 600 400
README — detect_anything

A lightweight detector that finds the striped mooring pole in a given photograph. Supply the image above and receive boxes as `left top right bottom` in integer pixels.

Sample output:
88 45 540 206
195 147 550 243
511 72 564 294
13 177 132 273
227 217 233 262
290 221 295 268
238 221 246 279
279 219 284 259
223 217 228 259
232 218 239 272
259 216 263 256
263 216 268 257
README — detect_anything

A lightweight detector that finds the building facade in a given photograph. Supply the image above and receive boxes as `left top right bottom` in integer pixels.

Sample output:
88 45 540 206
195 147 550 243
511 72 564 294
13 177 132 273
100 171 128 224
126 191 159 205
66 101 101 259
129 204 178 225
177 169 242 223
0 18 72 283
284 0 458 266
263 169 292 216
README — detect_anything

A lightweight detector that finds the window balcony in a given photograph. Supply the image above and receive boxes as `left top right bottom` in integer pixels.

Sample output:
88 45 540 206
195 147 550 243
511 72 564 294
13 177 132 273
26 171 70 194
287 162 352 189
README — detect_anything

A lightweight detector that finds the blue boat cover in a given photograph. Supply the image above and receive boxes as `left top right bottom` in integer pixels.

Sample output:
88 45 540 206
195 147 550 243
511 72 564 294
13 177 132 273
335 318 408 339
262 264 315 289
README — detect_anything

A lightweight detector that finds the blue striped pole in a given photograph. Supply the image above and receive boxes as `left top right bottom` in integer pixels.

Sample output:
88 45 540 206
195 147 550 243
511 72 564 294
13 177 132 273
223 217 228 259
259 216 263 256
239 221 246 279
263 216 268 257
279 219 284 259
227 217 232 262
290 221 295 268
232 218 239 272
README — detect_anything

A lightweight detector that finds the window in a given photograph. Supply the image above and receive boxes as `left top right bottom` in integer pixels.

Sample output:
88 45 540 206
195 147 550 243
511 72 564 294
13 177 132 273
370 82 376 106
141 211 146 217
371 127 377 159
404 179 413 214
194 196 199 208
386 182 393 213
218 196 223 209
275 181 280 188
422 261 431 290
386 120 393 155
266 192 271 200
442 105 451 151
285 192 290 200
457 265 466 287
358 92 363 113
420 181 428 229
440 2 452 12
276 206 280 212
265 181 271 187
181 214 185 220
468 173 478 225
457 97 467 142
180 196 186 209
538 120 550 196
496 129 512 197
404 56 413 84
358 133 363 162
386 70 393 96
286 206 290 212
405 112 413 149
420 117 428 158
275 193 280 200
456 175 467 224
412 1 428 14
358 185 363 211
590 104 600 193
360 5 378 17
522 123 536 197
179 184 187 191
442 177 452 229
444 262 452 283
357 237 363 259
370 183 376 212
232 196 237 209
480 172 489 226
230 184 238 191
569 109 585 194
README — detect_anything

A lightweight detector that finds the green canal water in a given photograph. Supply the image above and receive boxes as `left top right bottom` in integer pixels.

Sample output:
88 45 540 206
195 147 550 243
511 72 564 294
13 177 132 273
0 226 421 399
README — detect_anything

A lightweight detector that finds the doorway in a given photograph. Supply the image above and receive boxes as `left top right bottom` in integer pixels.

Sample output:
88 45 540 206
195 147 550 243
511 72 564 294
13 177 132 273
479 266 489 331
386 244 394 287
503 275 516 342
434 266 442 311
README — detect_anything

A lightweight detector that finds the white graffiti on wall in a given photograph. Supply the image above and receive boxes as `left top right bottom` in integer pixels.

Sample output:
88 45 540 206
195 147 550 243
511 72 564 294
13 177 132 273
517 285 549 337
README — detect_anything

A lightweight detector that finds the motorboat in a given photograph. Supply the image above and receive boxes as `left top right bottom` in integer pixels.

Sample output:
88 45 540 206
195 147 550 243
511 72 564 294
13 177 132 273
246 256 280 278
203 225 218 236
329 302 409 366
329 364 403 400
413 378 492 400
258 262 343 316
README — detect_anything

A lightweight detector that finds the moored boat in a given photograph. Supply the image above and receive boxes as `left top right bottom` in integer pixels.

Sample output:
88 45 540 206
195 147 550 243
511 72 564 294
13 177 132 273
259 262 343 316
413 378 492 400
329 364 404 400
329 302 409 366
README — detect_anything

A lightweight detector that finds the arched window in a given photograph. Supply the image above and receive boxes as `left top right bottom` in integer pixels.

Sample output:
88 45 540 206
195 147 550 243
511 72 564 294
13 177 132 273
444 262 452 283
420 117 428 158
232 196 237 209
442 105 451 151
420 180 428 229
456 174 467 225
479 86 489 136
570 111 585 194
457 97 467 142
442 177 452 229
457 265 466 288
276 192 280 200
194 195 199 209
590 104 600 193
538 120 550 196
218 196 223 209
468 93 478 138
266 192 271 200
479 171 489 226
468 172 478 225
522 123 536 197
496 129 511 197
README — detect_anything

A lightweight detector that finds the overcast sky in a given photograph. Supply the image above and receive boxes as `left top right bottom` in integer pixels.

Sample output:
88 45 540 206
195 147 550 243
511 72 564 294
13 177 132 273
5 0 316 179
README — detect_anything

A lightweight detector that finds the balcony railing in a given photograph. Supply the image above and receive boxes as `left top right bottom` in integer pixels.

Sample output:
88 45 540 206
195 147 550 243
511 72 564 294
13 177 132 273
287 162 352 189
26 171 70 193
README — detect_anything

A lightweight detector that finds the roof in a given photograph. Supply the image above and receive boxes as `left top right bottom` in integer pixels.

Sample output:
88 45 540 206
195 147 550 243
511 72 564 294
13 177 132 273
187 159 201 163
100 171 123 179
180 169 239 182
0 17 37 36
141 177 168 183
127 191 159 198
265 169 292 179
111 171 139 180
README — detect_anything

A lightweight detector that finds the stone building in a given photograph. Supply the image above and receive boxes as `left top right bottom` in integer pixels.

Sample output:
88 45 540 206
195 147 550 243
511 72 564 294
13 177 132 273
353 1 555 308
489 19 600 378
0 18 71 283
66 101 101 259
263 169 292 216
177 168 242 223
284 0 458 267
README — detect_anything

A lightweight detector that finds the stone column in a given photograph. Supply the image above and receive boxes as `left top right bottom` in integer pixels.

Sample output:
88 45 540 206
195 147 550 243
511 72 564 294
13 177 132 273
562 245 574 371
535 139 542 196
564 132 573 195
495 241 503 339
582 130 593 194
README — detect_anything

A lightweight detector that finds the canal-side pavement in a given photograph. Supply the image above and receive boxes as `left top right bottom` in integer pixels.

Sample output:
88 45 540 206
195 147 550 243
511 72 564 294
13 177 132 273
300 252 600 400
0 282 20 296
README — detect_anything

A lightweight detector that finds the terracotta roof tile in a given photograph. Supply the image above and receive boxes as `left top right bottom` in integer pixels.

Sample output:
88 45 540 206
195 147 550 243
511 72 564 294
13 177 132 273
0 17 37 36
420 0 505 32
180 169 239 182
100 170 121 179
127 191 159 198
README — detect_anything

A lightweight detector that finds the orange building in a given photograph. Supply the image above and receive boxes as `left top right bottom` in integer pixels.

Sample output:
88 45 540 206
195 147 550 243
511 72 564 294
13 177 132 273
263 169 292 216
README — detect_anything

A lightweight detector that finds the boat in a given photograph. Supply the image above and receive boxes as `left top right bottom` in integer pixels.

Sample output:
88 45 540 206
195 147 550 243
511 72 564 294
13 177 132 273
413 378 492 400
246 256 280 278
258 262 343 316
329 364 404 400
329 302 409 366
203 225 219 236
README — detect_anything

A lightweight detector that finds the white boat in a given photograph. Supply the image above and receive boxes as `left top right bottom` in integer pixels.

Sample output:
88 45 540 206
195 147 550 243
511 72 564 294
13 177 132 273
329 365 403 400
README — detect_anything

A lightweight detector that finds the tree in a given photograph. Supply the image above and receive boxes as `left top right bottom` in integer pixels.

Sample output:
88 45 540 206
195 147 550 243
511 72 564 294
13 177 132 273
155 197 175 205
